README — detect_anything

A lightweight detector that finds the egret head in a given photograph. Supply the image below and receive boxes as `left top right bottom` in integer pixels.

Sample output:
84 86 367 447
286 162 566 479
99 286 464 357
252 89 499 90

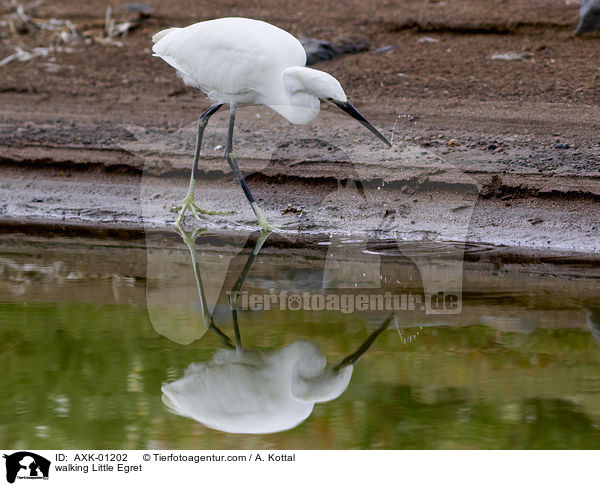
283 66 391 147
283 66 347 103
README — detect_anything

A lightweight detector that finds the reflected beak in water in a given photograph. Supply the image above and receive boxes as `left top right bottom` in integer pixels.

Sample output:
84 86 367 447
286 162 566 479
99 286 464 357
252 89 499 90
330 100 392 148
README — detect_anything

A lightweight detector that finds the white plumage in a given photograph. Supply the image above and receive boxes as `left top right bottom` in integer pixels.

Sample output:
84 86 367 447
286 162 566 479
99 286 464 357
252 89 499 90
161 341 353 434
153 19 306 108
152 17 390 228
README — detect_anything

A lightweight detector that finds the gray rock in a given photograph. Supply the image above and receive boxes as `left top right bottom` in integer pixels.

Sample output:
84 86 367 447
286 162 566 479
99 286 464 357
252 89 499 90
299 36 370 66
299 37 342 65
576 0 600 34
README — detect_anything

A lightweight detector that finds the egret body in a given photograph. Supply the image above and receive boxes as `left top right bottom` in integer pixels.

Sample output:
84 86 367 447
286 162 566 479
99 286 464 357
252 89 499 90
162 341 353 434
152 17 390 229
161 226 392 433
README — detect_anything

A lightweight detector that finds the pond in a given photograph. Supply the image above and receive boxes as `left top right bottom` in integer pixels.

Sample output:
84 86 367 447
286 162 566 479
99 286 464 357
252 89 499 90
1 225 600 449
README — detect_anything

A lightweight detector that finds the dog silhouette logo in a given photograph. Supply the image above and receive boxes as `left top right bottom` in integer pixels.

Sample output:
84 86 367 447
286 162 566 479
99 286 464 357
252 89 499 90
3 452 50 483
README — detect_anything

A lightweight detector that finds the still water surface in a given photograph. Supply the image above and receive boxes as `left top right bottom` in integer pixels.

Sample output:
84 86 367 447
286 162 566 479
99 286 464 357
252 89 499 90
1 228 600 449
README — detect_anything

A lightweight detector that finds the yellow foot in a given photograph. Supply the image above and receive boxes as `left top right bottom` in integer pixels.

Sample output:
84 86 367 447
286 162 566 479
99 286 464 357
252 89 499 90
174 223 206 246
173 197 232 225
251 201 281 232
259 220 281 232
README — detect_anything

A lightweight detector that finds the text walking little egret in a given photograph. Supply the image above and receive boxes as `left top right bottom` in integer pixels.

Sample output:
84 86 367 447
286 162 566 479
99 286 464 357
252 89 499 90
152 17 391 230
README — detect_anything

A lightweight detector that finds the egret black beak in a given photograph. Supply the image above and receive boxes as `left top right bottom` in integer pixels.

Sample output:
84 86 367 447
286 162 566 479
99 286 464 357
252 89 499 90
331 100 392 148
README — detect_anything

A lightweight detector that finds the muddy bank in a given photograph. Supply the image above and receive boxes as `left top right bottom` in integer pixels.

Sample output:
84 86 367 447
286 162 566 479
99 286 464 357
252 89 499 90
0 0 599 252
1 151 599 252
1 104 599 252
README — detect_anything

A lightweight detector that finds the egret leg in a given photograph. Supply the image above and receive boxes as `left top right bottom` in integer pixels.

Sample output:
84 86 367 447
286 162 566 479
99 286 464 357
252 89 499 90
175 103 225 225
224 104 278 231
225 229 272 352
174 223 234 348
333 315 393 371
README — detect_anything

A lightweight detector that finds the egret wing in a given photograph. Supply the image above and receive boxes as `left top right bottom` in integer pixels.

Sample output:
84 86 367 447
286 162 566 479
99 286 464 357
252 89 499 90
152 18 306 104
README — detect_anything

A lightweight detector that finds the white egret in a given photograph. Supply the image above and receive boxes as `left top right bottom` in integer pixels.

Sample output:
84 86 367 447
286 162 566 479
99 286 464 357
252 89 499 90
152 17 391 230
161 225 391 433
162 341 353 434
162 317 391 434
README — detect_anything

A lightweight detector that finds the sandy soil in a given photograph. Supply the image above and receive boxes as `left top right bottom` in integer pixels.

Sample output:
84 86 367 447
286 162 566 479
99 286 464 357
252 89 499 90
1 0 599 251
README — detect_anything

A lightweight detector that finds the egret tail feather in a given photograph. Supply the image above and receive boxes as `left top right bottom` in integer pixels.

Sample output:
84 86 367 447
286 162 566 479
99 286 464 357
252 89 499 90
152 27 180 44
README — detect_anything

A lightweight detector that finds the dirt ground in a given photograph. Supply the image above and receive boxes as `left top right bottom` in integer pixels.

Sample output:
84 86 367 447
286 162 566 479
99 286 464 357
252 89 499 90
1 0 599 251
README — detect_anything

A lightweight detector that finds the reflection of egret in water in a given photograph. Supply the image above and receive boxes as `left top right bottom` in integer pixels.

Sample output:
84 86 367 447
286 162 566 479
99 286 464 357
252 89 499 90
162 317 390 434
173 225 233 345
164 226 391 433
